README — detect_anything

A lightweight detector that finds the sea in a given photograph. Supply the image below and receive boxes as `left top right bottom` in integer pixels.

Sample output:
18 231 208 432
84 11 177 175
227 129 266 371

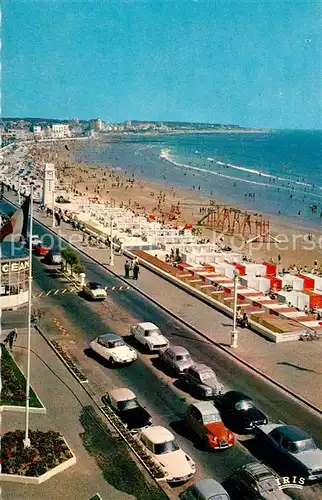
75 130 322 229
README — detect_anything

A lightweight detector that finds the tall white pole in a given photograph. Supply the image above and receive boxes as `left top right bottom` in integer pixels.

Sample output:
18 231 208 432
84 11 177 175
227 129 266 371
0 218 2 490
18 177 21 206
52 178 55 228
230 269 239 348
23 185 33 448
109 215 114 266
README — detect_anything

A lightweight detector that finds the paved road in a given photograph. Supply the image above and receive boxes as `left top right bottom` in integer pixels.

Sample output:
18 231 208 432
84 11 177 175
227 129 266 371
1 198 322 499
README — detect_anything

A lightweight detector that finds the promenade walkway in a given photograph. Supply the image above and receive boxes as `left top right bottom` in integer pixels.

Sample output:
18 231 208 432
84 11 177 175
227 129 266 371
32 209 322 411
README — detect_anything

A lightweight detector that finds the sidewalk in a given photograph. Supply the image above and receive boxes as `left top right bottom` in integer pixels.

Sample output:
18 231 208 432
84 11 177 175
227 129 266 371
5 194 322 410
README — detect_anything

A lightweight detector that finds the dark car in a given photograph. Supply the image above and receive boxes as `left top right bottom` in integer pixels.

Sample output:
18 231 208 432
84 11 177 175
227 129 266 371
254 423 322 482
215 391 268 433
181 364 224 399
226 462 290 499
33 243 50 256
103 388 152 433
43 248 62 265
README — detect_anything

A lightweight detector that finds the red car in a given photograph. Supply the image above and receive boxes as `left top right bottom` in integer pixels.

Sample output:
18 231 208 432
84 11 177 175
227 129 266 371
33 243 50 256
185 401 235 450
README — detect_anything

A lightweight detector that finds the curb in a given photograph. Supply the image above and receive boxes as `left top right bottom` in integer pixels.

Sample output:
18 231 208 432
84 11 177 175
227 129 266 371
4 196 322 415
50 339 88 384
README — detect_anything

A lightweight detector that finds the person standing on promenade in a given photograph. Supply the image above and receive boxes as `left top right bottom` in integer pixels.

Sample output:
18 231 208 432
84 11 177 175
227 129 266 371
133 263 140 280
124 261 130 279
4 329 17 350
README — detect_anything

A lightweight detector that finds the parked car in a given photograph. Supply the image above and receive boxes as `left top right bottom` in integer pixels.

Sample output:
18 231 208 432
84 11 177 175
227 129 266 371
33 243 50 257
43 248 62 265
26 234 42 247
254 423 322 483
131 322 169 352
104 388 152 433
215 391 268 433
138 425 196 483
159 346 193 374
181 364 224 399
227 462 291 499
185 401 235 450
83 282 107 301
180 478 230 500
90 333 137 365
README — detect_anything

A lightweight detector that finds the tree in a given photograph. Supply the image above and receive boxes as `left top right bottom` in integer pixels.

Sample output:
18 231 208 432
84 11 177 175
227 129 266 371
61 247 79 276
73 263 85 276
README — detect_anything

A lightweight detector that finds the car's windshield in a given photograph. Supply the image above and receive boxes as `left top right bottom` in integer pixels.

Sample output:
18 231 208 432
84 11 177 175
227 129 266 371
289 439 316 453
110 340 125 348
118 398 139 411
258 477 279 493
154 440 179 455
90 283 103 289
145 329 160 336
235 400 254 411
176 354 190 361
200 371 216 382
203 412 221 423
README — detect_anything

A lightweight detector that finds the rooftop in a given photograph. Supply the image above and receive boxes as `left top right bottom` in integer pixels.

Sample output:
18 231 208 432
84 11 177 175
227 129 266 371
109 388 136 402
141 425 174 444
98 333 121 342
273 424 311 441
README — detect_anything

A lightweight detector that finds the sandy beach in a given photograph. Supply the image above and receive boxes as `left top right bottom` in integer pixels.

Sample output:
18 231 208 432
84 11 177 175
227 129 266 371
26 139 322 271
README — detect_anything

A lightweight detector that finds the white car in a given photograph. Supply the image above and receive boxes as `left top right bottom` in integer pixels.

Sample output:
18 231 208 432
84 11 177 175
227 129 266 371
26 234 42 247
83 282 107 301
139 425 196 483
90 333 137 365
131 322 169 352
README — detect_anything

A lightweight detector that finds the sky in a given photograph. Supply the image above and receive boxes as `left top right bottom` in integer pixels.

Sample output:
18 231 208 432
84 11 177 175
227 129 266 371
3 0 322 129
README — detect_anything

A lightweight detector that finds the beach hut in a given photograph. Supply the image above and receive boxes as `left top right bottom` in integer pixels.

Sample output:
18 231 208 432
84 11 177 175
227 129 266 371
295 274 315 290
262 261 277 276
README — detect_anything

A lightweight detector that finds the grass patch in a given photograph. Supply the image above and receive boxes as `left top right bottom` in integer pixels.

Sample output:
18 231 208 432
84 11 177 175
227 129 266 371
0 346 43 408
80 406 168 500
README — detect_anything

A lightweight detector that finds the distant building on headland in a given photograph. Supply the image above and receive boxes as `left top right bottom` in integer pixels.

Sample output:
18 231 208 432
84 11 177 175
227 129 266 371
90 119 104 132
33 125 43 139
50 123 71 139
124 120 132 130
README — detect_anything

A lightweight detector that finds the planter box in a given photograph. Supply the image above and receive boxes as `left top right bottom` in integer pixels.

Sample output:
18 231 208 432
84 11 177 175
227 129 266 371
1 347 46 413
0 438 76 484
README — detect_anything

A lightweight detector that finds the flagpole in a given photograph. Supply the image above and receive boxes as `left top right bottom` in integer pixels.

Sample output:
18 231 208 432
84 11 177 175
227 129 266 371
0 215 3 487
23 184 33 448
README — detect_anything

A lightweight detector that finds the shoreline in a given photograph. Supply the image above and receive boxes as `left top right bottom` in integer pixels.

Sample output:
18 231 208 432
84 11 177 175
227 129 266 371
16 140 322 269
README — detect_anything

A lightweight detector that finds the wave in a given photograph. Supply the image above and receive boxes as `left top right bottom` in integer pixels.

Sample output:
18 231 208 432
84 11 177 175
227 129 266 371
217 161 319 188
159 149 322 200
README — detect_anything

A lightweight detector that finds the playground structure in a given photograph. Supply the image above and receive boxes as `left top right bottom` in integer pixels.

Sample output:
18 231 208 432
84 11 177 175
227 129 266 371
197 205 279 243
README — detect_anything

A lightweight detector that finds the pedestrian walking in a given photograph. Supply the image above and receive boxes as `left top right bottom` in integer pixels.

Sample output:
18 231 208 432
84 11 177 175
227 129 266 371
133 263 140 280
4 329 17 350
124 260 130 279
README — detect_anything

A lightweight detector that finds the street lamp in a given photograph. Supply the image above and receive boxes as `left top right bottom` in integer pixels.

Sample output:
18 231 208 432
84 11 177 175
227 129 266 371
18 177 21 206
109 215 114 266
230 269 239 348
52 184 55 228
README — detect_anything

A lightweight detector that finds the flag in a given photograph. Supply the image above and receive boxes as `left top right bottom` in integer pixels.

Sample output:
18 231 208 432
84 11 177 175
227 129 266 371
0 196 30 244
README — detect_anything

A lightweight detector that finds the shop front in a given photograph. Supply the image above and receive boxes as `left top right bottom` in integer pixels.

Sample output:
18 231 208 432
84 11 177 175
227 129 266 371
0 242 29 309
